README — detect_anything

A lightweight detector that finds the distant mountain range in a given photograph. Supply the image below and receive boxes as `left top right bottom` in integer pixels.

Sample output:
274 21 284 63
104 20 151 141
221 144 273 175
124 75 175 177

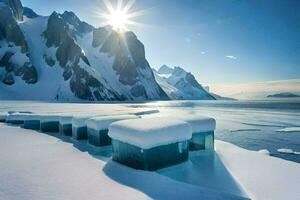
211 79 300 100
267 92 300 98
0 0 218 101
153 65 215 100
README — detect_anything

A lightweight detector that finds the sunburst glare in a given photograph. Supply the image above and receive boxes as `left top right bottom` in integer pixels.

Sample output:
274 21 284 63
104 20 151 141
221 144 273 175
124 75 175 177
97 0 146 32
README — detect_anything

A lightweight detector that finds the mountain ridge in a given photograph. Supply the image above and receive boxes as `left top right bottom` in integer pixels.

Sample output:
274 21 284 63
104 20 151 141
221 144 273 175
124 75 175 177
154 65 215 100
267 92 300 98
0 0 215 101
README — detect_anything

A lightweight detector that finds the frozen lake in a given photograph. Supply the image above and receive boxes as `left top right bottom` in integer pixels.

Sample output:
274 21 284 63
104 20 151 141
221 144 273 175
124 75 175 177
136 100 300 163
1 100 300 163
1 100 300 200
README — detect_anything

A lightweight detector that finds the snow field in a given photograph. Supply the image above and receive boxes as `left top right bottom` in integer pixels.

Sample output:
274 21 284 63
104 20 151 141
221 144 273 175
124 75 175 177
0 101 299 199
0 124 249 200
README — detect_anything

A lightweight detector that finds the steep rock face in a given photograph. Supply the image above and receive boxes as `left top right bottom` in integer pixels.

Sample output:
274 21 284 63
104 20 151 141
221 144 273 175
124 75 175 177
43 12 124 101
61 11 93 35
0 5 26 51
0 3 37 85
23 7 38 19
158 65 174 74
0 0 23 21
154 65 215 100
93 27 168 100
0 1 168 101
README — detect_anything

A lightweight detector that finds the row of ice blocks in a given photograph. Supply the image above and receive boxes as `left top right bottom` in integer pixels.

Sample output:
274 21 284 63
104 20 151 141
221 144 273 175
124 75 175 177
4 113 61 131
2 113 216 151
3 113 216 151
2 112 216 171
108 116 216 171
2 112 141 143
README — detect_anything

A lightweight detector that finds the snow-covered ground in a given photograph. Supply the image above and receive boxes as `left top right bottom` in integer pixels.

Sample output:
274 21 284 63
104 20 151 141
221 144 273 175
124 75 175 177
0 101 300 200
0 124 246 200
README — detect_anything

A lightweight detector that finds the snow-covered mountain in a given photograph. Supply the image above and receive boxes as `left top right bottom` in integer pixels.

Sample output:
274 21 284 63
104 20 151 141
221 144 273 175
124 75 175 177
153 65 215 100
210 79 300 100
0 0 168 101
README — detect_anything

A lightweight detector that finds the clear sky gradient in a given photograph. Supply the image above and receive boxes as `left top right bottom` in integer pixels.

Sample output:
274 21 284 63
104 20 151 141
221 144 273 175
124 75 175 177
23 0 300 85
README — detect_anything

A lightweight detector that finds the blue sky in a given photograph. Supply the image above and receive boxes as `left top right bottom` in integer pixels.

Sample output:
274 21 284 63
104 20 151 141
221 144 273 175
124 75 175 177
23 0 300 85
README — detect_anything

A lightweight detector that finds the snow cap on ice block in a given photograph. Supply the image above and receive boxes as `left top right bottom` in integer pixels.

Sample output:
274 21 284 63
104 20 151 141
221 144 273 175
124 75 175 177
23 114 42 130
5 113 32 124
0 112 8 122
177 115 216 133
72 114 101 140
86 114 140 147
109 118 192 170
173 115 216 151
59 115 73 136
147 114 216 151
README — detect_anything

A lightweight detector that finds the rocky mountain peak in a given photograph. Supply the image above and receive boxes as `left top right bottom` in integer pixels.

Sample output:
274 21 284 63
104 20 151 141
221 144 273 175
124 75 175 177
158 65 174 74
61 11 93 35
0 0 23 21
0 1 37 85
0 0 185 101
154 65 215 100
23 7 39 19
92 26 168 99
172 66 187 77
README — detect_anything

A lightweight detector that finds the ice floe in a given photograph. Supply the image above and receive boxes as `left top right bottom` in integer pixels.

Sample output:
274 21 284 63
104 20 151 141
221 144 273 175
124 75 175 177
277 148 298 154
276 127 300 133
257 149 270 155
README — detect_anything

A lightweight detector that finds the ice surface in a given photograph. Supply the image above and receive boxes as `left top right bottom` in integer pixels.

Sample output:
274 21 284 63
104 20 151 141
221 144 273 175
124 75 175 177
276 127 300 132
134 109 160 116
216 141 300 200
109 118 192 149
0 101 300 199
86 115 140 130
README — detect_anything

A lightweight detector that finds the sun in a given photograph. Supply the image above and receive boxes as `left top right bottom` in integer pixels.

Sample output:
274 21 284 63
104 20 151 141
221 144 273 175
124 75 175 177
98 0 146 32
107 9 129 30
